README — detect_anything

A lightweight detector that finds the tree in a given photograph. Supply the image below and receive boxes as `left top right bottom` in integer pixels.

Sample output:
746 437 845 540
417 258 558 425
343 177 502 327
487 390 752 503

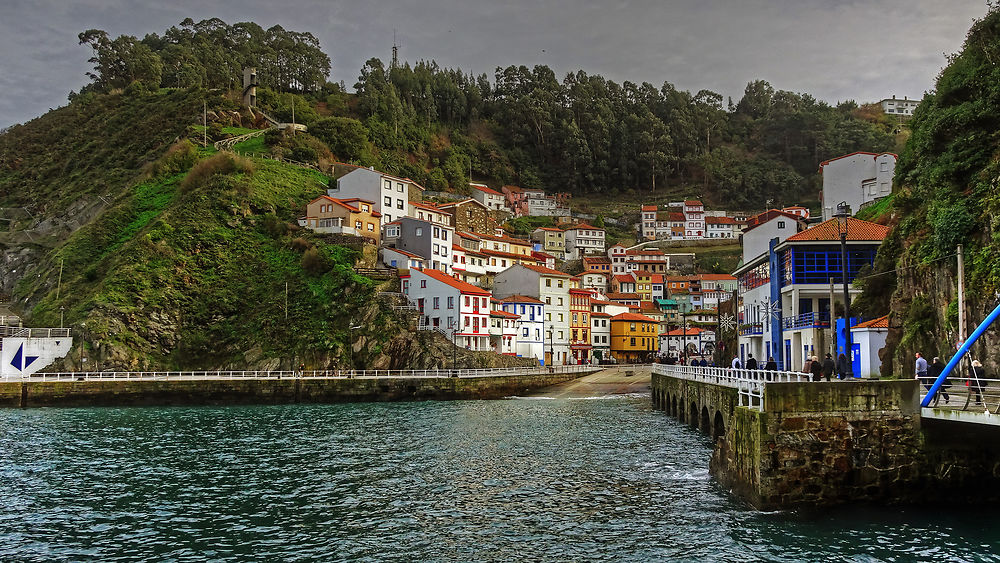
79 30 163 91
308 117 372 163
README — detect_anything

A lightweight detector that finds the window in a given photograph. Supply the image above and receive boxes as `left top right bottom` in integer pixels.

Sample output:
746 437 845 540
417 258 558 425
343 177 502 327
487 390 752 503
433 297 440 309
397 199 404 210
558 314 564 322
545 297 551 305
384 179 391 190
384 196 392 206
546 313 551 321
416 227 423 237
420 280 426 288
630 337 636 347
523 328 528 337
558 298 563 306
465 296 470 306
367 223 375 231
442 231 448 241
546 279 552 287
397 182 404 192
557 280 563 288
778 221 786 229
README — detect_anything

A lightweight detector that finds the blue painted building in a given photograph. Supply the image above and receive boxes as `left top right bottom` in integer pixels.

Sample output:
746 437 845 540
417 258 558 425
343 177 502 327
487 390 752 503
735 217 889 371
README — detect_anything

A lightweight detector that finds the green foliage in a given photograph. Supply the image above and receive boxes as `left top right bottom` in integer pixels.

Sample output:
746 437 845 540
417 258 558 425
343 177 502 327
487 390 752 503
78 30 163 91
146 139 198 176
929 200 975 256
180 152 254 192
308 116 372 162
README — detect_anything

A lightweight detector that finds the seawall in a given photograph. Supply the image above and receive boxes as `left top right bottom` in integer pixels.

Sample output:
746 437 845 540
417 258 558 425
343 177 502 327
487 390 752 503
0 371 594 409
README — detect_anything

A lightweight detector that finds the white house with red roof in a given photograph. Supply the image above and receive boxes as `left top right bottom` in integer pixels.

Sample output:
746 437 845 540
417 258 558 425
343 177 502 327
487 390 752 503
819 151 897 220
660 327 715 357
493 264 573 365
499 294 545 362
489 299 520 355
405 268 492 351
382 247 426 270
327 165 424 224
469 183 507 211
853 315 889 378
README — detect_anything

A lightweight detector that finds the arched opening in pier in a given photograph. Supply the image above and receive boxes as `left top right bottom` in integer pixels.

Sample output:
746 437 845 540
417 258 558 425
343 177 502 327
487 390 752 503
713 411 725 442
689 402 698 427
700 406 710 432
671 395 678 417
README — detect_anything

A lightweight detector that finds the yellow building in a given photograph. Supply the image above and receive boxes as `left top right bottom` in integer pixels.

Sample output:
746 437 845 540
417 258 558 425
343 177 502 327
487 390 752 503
610 312 658 363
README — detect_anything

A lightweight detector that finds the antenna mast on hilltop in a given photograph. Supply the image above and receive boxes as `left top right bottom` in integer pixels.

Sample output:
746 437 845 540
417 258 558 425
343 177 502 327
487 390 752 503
391 29 399 69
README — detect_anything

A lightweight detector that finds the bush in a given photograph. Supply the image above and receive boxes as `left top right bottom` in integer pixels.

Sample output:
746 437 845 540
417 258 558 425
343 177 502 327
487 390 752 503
263 214 288 238
290 237 312 251
180 153 254 192
301 247 329 274
147 139 197 176
290 146 318 163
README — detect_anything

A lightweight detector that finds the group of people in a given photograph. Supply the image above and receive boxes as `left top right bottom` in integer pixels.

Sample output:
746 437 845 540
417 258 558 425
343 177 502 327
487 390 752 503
730 352 852 381
914 352 988 406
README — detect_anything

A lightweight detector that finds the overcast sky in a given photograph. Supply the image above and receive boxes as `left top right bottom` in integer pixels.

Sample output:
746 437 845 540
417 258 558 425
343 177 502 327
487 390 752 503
0 0 990 128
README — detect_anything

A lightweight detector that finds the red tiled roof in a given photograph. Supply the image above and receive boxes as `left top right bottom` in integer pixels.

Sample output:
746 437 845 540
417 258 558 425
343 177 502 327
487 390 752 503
641 205 658 212
684 200 703 206
564 223 602 231
784 217 890 242
663 327 710 336
706 216 737 225
533 227 563 232
521 264 572 277
697 273 736 281
478 232 532 246
490 310 521 319
583 256 611 264
591 311 612 318
500 294 544 304
855 315 889 329
419 268 491 295
743 209 803 233
437 198 487 210
481 249 539 262
607 292 640 300
385 248 425 260
656 211 685 222
409 201 452 215
611 312 658 323
613 275 634 283
470 183 504 196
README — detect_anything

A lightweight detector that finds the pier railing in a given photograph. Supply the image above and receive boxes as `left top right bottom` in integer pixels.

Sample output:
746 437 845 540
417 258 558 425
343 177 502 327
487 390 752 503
919 375 1000 413
652 364 808 410
6 363 647 382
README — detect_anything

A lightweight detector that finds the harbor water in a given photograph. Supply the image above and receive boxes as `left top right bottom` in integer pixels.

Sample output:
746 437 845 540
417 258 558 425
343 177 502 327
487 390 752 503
1 396 998 561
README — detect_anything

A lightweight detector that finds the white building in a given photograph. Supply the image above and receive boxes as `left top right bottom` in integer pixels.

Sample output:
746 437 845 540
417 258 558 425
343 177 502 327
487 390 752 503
404 268 491 351
590 301 613 362
660 327 715 357
580 271 609 293
852 315 889 378
682 200 705 238
469 183 507 211
489 301 520 356
880 95 919 117
499 295 545 363
563 223 606 260
382 247 425 270
327 165 423 224
493 264 572 365
394 217 454 274
819 152 897 220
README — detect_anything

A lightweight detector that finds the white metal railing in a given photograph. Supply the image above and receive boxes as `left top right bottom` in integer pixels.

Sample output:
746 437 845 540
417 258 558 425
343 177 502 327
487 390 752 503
652 363 809 410
5 363 629 382
0 326 72 338
919 376 1000 413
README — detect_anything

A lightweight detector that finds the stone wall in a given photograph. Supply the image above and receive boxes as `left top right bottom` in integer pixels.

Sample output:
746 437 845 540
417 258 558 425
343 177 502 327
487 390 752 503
0 371 593 409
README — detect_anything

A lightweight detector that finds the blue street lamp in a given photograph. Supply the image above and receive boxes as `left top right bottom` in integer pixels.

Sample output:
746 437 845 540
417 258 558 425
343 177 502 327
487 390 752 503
835 201 854 378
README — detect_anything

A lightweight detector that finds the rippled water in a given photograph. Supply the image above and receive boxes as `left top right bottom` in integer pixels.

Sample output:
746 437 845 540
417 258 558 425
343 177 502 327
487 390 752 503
1 397 998 562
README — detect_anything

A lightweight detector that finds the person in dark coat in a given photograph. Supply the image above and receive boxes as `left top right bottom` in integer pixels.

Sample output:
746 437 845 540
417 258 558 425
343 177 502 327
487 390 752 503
745 354 758 370
836 353 849 379
691 357 700 366
764 357 778 371
821 353 835 382
970 359 986 405
927 356 949 405
810 356 824 381
699 358 708 367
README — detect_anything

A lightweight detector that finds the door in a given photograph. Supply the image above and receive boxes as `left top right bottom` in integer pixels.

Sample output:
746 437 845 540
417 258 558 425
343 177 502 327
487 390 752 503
851 343 861 377
784 340 791 372
544 351 551 366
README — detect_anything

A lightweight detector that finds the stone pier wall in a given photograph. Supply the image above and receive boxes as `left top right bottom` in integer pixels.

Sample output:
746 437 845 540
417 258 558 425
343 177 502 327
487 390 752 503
0 371 593 409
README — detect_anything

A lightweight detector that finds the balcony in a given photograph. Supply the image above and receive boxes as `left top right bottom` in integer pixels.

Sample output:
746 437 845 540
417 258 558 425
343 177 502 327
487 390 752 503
738 323 763 336
781 312 830 331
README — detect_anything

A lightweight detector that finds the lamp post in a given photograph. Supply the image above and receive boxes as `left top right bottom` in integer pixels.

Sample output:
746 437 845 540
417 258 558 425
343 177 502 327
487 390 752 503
835 201 854 379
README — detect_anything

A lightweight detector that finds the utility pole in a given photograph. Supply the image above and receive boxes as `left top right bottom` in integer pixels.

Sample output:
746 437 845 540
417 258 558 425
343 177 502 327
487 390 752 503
292 103 296 136
284 282 288 320
829 277 836 357
835 202 853 378
203 101 208 148
958 244 966 342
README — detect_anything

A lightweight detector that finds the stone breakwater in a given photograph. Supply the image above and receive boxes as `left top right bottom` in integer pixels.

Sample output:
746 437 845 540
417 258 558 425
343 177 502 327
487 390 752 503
0 371 595 409
652 375 1000 509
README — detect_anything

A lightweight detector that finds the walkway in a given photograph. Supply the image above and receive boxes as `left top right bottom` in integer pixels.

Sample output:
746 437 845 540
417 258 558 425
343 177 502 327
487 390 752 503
528 365 651 398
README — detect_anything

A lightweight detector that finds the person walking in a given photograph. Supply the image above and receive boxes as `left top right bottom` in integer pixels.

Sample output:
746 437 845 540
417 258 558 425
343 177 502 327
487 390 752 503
821 353 835 382
764 357 777 371
699 358 708 367
731 356 742 370
810 355 823 382
969 359 986 406
803 355 813 376
915 352 928 388
927 356 949 406
746 354 758 370
836 353 849 379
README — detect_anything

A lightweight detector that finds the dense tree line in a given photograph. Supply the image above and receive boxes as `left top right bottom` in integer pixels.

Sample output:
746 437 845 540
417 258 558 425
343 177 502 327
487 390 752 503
76 18 331 95
71 18 895 208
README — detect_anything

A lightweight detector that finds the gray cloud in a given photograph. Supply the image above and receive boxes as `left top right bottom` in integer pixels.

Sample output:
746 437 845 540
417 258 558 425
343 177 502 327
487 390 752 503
0 0 987 127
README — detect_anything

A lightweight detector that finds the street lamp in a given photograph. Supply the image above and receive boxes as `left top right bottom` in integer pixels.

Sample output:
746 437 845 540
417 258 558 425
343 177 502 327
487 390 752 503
835 201 854 379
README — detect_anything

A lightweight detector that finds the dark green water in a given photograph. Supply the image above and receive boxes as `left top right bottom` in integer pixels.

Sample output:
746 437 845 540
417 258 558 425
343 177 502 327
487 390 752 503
1 396 998 562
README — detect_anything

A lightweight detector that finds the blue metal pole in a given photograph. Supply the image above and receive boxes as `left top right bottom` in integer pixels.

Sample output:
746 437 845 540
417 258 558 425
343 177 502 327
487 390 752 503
921 300 1000 407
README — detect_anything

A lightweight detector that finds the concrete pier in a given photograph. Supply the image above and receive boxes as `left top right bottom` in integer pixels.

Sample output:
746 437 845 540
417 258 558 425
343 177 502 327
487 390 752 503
652 369 1000 509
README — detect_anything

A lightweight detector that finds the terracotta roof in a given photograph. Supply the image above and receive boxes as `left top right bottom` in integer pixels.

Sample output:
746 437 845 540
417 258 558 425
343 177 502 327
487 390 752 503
569 288 594 295
563 223 602 231
418 268 491 295
470 183 504 196
611 312 658 323
478 232 532 246
583 256 611 264
684 200 703 206
591 311 612 318
520 264 572 277
409 201 452 215
590 299 616 306
706 216 737 225
436 198 488 211
607 292 641 301
533 227 564 232
490 310 521 319
663 327 710 336
783 217 890 242
743 209 803 233
385 248 425 260
641 205 658 212
626 249 665 256
656 211 685 222
499 294 544 304
613 275 634 283
855 315 889 329
481 249 539 262
697 274 737 281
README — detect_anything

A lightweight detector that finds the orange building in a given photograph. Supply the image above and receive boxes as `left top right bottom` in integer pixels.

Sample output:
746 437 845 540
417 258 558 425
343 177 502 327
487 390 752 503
569 288 593 364
610 312 658 363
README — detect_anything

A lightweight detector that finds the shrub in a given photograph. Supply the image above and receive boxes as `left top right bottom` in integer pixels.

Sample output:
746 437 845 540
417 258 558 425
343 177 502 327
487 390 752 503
290 146 318 163
290 237 312 251
180 153 253 192
147 139 197 177
301 247 329 274
262 214 288 238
